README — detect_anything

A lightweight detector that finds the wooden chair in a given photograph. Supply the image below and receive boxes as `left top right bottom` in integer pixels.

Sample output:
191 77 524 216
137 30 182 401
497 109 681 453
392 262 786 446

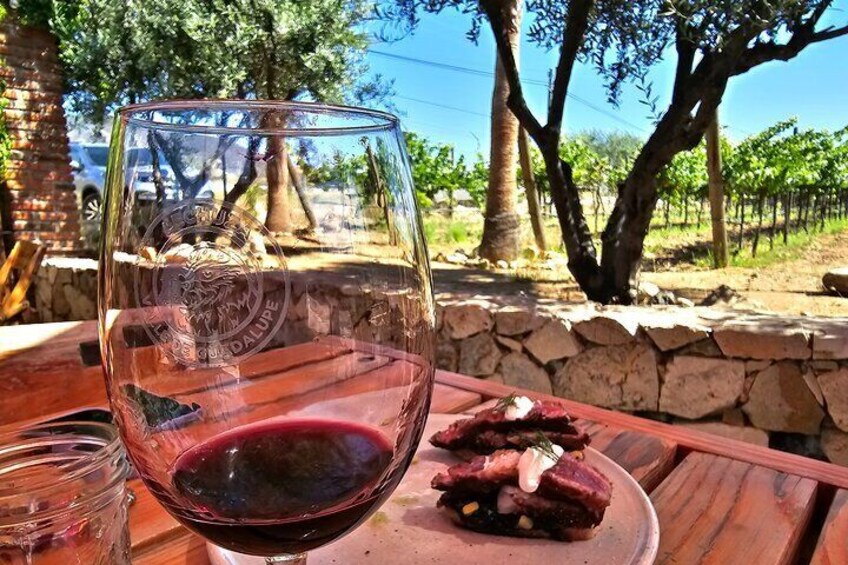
0 240 45 324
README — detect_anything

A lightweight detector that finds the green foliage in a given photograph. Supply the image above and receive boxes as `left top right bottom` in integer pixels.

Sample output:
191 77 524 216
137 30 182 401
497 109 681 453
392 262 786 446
3 0 52 28
48 0 386 123
403 131 486 207
658 142 708 204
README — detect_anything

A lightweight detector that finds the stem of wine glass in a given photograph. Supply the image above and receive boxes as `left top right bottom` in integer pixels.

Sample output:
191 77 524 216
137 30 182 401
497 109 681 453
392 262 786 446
265 554 306 564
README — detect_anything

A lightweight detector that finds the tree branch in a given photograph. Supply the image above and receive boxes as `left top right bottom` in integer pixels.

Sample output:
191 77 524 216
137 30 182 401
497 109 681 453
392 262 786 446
547 0 593 134
671 21 696 105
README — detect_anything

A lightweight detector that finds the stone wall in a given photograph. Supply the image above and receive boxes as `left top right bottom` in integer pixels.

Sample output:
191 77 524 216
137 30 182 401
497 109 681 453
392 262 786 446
25 258 848 466
0 15 80 255
436 300 848 467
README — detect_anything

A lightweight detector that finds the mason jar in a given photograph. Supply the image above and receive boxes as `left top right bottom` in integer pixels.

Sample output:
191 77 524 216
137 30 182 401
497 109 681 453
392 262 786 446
0 421 131 564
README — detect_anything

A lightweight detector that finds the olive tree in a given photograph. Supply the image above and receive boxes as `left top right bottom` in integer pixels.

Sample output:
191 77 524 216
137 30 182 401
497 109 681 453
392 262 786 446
388 0 848 303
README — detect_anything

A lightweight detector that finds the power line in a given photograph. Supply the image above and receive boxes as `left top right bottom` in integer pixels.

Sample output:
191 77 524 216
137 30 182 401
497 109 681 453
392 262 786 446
369 49 650 134
395 95 491 119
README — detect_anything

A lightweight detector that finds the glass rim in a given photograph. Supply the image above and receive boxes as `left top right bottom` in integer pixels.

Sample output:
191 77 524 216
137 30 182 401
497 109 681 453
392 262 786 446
0 421 127 527
118 99 400 136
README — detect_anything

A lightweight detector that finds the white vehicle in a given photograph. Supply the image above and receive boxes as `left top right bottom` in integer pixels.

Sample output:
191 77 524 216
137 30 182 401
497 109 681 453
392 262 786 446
70 143 214 221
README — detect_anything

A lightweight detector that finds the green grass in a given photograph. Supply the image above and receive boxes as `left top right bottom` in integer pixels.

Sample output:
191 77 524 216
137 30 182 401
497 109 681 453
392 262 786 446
423 207 848 273
707 217 848 269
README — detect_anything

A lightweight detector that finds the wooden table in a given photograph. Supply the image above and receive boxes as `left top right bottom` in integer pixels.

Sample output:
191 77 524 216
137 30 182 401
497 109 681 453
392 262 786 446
2 320 848 564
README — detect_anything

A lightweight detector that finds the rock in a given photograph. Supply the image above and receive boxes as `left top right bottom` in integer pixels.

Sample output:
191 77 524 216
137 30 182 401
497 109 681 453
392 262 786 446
813 332 848 360
458 333 502 377
745 360 772 374
293 295 331 335
495 335 523 352
573 315 638 346
803 369 825 406
64 286 97 320
677 338 724 357
524 319 583 365
700 284 740 306
442 304 493 339
677 297 695 307
818 369 848 432
722 408 746 427
812 359 840 373
822 267 848 295
494 309 543 336
645 324 709 352
553 343 659 411
742 362 825 434
446 252 468 264
713 322 811 360
822 427 848 466
495 260 509 269
660 356 745 419
498 352 552 395
436 341 459 373
677 421 769 447
52 282 71 318
637 281 660 299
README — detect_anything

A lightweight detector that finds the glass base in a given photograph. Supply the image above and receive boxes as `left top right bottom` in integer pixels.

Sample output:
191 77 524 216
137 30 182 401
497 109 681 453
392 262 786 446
206 543 306 565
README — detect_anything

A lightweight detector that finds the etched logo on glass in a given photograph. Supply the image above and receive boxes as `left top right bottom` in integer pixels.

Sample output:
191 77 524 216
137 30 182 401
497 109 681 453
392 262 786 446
135 199 289 367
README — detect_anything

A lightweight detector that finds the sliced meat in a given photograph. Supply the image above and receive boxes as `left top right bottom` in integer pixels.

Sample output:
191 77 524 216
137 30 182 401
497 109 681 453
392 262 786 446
538 453 613 518
432 448 612 541
430 399 589 454
431 450 520 493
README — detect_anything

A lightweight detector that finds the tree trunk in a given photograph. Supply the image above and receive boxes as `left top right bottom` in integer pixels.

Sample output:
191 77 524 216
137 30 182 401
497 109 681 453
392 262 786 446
752 193 765 257
665 199 670 228
287 159 318 231
783 192 791 244
705 114 728 268
696 198 704 228
517 127 546 251
737 198 745 251
479 0 522 262
265 139 292 233
769 195 777 250
262 110 293 233
683 197 689 226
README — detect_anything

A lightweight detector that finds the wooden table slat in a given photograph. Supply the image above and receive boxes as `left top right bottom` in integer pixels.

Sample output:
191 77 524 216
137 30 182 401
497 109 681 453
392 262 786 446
651 451 817 565
811 489 848 565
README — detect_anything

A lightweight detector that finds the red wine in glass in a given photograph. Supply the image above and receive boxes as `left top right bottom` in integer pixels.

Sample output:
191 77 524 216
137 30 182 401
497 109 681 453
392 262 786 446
167 419 396 556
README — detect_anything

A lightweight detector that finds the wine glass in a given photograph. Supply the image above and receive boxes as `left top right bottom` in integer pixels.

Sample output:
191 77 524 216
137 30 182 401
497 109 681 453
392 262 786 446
98 101 435 564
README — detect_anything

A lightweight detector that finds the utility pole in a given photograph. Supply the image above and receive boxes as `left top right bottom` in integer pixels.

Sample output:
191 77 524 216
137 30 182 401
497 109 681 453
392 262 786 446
706 112 728 268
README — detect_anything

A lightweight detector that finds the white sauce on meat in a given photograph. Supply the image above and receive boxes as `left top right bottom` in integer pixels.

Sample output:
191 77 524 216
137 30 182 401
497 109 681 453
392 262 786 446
517 444 564 493
504 395 535 421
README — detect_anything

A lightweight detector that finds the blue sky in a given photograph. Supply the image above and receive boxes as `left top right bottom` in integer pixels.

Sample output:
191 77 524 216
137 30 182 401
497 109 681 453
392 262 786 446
365 6 848 158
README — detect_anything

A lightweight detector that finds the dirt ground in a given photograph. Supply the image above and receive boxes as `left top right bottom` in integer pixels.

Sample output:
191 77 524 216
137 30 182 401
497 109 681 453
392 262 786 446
433 230 848 317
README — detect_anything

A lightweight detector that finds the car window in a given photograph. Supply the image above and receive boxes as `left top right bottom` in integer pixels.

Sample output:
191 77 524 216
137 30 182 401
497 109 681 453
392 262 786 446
84 146 109 167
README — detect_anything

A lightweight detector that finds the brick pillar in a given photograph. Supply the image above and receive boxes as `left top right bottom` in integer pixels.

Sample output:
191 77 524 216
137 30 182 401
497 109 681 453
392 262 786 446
0 16 81 255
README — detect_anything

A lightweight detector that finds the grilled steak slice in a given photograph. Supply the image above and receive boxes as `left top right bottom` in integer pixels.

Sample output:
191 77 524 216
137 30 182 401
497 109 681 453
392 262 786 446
432 449 612 541
430 399 589 454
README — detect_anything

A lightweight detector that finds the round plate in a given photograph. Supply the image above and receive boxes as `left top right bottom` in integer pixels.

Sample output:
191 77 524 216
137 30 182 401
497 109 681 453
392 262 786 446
208 413 659 565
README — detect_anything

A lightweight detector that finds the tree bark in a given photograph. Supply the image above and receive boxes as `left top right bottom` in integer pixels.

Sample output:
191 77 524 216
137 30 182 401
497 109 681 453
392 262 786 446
517 127 546 251
262 110 293 233
288 158 318 231
705 114 728 267
752 193 765 257
479 0 522 263
783 192 791 244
